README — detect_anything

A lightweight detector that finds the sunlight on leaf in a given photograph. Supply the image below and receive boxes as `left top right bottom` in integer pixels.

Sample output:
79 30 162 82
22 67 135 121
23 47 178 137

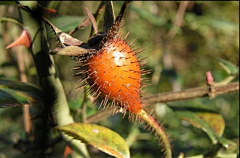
56 123 130 158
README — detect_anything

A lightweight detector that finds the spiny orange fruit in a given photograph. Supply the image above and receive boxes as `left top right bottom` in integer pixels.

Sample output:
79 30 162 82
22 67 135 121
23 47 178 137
86 38 143 114
76 20 172 158
75 20 146 115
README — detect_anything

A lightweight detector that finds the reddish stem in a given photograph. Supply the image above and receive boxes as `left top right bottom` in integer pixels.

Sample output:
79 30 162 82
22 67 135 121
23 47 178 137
136 109 172 158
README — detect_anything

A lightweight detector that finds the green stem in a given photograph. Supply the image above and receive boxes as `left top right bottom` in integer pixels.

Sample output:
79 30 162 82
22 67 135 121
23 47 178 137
137 109 172 158
18 1 89 157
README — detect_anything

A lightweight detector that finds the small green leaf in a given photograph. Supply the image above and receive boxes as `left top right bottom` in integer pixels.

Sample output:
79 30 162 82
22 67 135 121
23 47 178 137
175 111 218 144
218 58 239 75
0 79 44 108
56 123 130 158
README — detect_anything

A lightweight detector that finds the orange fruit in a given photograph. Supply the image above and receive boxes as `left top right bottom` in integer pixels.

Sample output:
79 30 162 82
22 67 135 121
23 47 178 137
76 21 171 157
84 38 143 114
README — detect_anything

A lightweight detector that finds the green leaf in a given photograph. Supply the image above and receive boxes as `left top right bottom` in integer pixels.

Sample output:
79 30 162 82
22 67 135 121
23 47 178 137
218 58 239 75
49 16 85 32
0 79 44 108
175 111 219 144
56 123 130 158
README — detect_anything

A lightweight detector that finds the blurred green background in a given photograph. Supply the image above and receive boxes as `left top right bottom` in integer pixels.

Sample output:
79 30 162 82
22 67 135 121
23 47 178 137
0 1 239 158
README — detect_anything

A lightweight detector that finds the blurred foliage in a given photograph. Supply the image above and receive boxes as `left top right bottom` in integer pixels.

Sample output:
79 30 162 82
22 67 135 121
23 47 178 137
0 1 239 158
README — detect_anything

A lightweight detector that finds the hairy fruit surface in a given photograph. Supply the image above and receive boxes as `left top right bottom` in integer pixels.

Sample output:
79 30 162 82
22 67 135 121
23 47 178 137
85 38 143 114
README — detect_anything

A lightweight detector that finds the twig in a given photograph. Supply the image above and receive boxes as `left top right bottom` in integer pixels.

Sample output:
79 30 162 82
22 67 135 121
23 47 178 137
15 46 31 139
87 82 239 123
167 1 190 42
143 82 239 103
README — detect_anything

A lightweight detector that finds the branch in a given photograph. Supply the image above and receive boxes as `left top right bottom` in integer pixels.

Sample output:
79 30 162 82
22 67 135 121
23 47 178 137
143 82 239 103
87 82 239 123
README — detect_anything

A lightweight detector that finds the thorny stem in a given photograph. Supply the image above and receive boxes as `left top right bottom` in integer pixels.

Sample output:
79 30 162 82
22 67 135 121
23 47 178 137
137 109 172 158
17 2 89 157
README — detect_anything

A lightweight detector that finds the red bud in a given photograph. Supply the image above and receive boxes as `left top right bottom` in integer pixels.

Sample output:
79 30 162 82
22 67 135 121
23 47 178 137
206 71 214 85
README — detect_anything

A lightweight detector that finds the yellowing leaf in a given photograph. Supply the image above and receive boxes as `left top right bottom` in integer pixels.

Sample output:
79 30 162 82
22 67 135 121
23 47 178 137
196 112 225 136
56 123 130 158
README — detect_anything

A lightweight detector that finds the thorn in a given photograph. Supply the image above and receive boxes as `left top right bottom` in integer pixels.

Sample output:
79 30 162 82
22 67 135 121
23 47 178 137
6 29 31 49
129 37 138 46
141 70 152 75
76 83 88 89
134 48 145 55
123 32 130 41
37 3 57 18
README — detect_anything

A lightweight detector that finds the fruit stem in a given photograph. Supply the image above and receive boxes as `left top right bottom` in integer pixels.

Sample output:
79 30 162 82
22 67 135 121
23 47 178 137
137 109 172 158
